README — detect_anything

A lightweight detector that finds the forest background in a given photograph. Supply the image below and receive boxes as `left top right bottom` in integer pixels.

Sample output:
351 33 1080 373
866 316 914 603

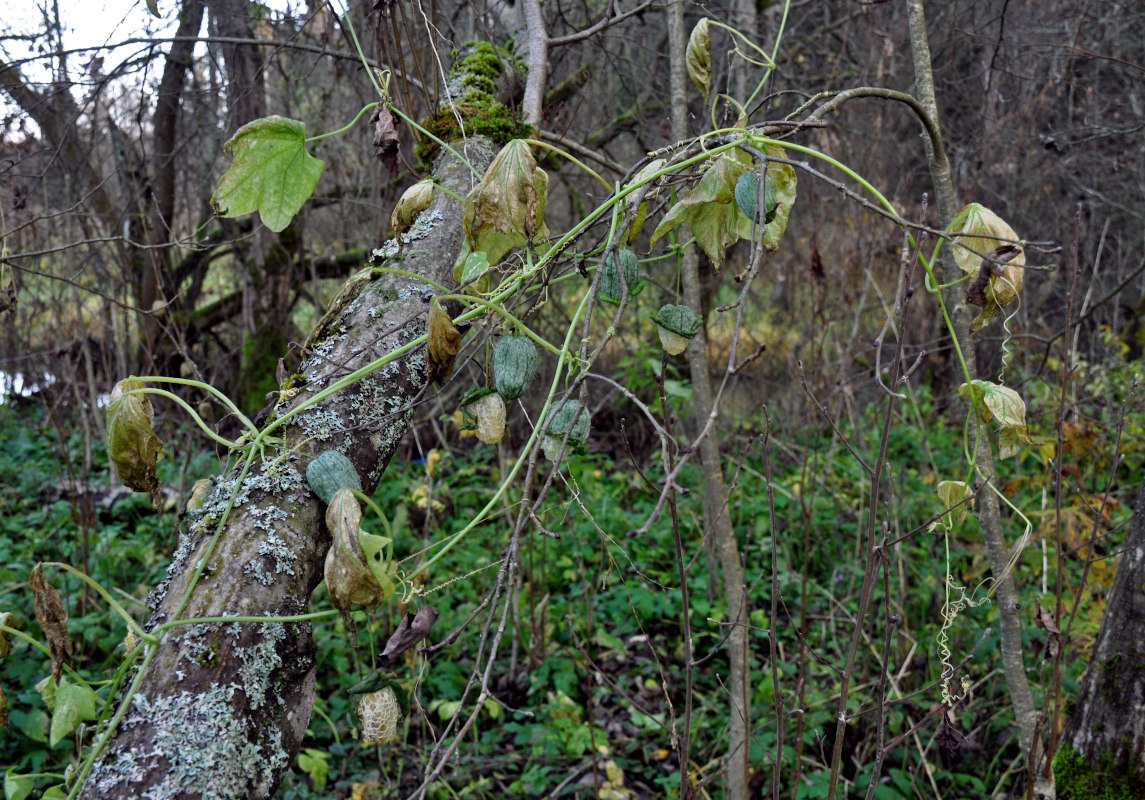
1 0 1144 798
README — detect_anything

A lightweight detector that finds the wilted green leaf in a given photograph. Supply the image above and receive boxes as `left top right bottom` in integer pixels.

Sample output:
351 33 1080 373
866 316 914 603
48 680 98 748
958 380 1035 458
651 145 796 267
958 380 1026 427
359 531 397 601
107 380 165 502
686 19 712 99
951 203 1025 333
651 148 754 267
210 116 325 233
462 140 550 266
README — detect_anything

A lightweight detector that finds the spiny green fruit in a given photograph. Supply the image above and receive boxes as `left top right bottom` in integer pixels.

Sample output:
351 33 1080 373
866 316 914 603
493 335 538 401
542 399 591 462
307 450 362 505
735 169 778 224
651 304 703 355
599 248 645 305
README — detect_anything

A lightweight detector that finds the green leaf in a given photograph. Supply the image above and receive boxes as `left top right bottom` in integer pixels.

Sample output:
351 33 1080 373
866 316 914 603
11 709 48 744
4 769 34 800
297 749 329 792
462 140 550 266
686 19 712 99
49 680 98 747
41 787 67 800
210 116 325 233
959 380 1026 427
358 531 397 601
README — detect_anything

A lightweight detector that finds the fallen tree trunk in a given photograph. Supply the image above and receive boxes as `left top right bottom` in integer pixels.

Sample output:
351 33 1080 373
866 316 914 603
80 139 494 800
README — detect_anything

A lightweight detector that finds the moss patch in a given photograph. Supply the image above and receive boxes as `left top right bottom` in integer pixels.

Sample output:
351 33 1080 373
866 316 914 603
1054 746 1145 800
417 41 531 168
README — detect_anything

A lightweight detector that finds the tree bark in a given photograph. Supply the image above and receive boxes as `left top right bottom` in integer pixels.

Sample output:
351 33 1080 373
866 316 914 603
1055 486 1145 799
668 4 751 799
78 139 493 800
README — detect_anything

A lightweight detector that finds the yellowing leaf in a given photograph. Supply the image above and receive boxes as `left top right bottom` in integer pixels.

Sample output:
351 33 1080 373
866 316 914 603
686 19 712 99
462 140 549 266
390 180 434 238
951 203 1025 334
936 480 974 527
210 116 325 233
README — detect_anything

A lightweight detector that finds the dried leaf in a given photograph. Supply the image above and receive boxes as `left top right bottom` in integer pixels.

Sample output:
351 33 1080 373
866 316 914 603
686 19 712 99
1033 600 1061 660
29 565 72 681
951 204 1025 333
462 140 550 266
379 604 439 667
0 611 14 659
370 105 402 176
426 298 461 385
323 489 386 616
106 379 165 505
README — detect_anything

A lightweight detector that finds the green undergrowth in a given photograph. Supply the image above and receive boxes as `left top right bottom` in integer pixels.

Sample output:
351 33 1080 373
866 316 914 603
1 358 1139 798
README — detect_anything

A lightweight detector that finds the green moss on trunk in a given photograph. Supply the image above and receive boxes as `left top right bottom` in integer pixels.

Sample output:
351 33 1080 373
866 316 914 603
1054 746 1145 800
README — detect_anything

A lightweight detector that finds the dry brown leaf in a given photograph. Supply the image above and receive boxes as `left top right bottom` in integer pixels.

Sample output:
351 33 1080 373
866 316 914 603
1033 600 1061 660
30 564 72 681
370 106 402 177
426 298 461 385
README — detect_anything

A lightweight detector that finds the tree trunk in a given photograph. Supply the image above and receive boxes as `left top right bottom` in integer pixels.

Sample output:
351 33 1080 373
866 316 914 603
667 4 751 799
78 139 493 800
1054 486 1145 799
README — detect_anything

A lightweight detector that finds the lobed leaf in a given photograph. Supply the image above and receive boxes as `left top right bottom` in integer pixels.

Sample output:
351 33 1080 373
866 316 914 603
210 116 325 233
